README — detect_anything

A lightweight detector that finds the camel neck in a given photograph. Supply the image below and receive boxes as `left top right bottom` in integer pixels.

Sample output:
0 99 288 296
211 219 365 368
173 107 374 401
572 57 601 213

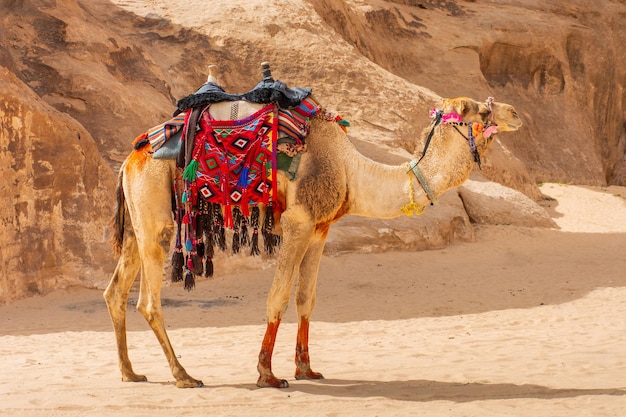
345 151 432 219
345 125 475 219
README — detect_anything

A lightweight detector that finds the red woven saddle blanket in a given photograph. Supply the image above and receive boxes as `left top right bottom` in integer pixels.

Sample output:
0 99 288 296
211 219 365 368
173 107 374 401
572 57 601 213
182 103 277 226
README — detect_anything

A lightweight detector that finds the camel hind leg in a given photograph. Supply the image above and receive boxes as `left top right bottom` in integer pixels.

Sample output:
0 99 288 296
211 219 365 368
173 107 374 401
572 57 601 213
133 235 203 388
106 155 202 388
103 226 146 382
127 158 202 388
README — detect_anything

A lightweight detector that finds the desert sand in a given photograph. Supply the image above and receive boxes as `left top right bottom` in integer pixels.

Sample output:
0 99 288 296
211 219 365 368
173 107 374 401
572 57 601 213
1 183 626 416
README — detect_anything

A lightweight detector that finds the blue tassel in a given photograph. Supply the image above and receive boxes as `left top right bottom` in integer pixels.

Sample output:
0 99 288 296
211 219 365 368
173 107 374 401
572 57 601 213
237 166 250 188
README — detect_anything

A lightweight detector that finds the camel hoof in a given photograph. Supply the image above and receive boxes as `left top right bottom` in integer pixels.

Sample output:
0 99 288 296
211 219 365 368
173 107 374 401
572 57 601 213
122 373 147 383
256 376 289 388
176 379 204 388
295 369 324 380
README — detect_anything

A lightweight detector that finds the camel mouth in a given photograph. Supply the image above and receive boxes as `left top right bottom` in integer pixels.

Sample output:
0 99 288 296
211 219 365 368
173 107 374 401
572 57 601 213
499 119 523 132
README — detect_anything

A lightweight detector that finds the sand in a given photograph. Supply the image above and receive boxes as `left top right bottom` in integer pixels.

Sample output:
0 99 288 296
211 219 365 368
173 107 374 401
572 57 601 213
1 183 626 416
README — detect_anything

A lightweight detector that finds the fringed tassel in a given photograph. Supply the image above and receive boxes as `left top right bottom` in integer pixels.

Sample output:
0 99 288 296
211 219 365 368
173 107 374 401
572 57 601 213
250 205 260 256
171 247 184 283
196 241 205 259
203 205 215 277
232 207 242 254
262 202 278 255
196 198 214 271
240 215 250 247
184 270 195 291
212 204 227 251
182 159 199 182
171 206 184 282
205 257 214 277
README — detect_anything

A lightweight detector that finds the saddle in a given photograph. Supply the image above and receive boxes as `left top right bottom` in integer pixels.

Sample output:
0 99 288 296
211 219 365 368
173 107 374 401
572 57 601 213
151 63 315 174
156 63 322 291
174 65 312 115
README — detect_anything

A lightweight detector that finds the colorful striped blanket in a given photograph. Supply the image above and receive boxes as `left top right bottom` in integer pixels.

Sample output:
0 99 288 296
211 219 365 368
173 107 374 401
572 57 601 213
149 96 321 159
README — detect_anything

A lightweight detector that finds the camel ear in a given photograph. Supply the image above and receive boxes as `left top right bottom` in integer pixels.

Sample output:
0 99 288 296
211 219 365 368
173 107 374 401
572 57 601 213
443 97 472 117
441 98 462 114
457 98 468 116
460 99 483 118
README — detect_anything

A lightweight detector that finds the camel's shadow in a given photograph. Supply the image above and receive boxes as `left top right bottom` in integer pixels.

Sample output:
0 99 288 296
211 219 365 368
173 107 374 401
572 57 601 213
221 378 626 403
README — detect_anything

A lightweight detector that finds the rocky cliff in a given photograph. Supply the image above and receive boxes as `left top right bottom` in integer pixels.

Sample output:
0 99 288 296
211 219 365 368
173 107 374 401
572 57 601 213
0 0 624 302
0 66 116 302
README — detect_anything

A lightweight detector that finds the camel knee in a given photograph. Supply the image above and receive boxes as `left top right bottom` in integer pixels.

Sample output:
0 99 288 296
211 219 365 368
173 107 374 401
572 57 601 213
136 299 163 325
104 275 127 310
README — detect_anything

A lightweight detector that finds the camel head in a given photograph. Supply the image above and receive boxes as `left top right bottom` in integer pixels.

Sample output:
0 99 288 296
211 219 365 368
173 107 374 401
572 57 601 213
440 96 522 132
436 96 522 155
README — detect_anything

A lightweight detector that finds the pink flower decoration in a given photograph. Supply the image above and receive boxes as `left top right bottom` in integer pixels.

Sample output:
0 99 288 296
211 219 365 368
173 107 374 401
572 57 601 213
442 112 462 124
429 108 439 119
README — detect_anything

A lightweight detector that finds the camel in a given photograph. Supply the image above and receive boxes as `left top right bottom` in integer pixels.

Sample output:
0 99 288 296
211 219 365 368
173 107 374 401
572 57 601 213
104 66 522 389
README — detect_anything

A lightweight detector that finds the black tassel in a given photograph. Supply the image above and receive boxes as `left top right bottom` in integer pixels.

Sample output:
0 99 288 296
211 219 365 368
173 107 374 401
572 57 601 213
232 232 240 254
263 203 278 255
212 204 227 251
250 206 260 256
217 225 226 251
240 216 250 247
263 202 274 232
251 229 260 256
184 270 195 291
206 231 214 259
263 230 278 255
205 257 214 277
232 207 242 254
171 248 184 282
196 241 205 259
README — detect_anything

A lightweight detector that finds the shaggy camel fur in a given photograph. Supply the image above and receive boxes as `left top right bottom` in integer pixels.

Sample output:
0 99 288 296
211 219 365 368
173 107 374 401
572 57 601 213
104 84 522 388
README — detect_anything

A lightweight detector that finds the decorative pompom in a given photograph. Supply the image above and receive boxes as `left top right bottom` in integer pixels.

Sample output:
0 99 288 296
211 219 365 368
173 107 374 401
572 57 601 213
442 112 462 124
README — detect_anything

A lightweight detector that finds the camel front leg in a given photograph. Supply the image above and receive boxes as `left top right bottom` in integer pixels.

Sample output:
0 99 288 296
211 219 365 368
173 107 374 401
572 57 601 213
136 240 203 388
294 231 327 380
104 231 145 383
257 208 314 388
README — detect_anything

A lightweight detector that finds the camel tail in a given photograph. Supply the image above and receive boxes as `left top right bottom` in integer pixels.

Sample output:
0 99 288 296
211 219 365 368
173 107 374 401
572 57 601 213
110 169 126 257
